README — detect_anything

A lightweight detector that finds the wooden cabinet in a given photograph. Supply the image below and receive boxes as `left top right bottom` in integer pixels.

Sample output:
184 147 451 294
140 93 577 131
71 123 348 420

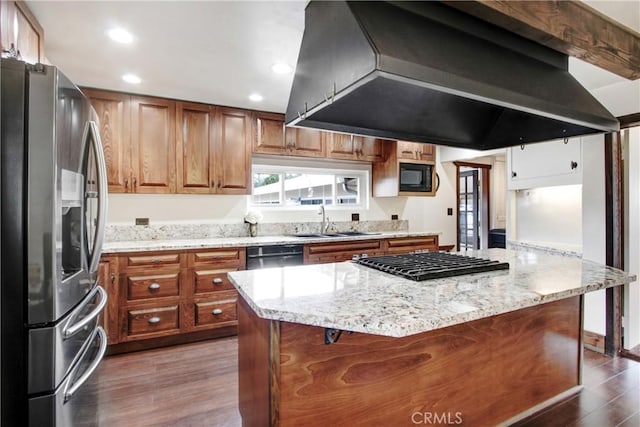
508 137 582 190
130 96 176 193
215 107 251 193
176 103 251 194
326 134 385 162
304 235 440 264
104 246 245 351
253 112 327 157
85 90 176 194
1 1 44 64
397 141 435 162
373 140 438 197
304 240 385 264
98 256 119 345
83 89 131 193
385 236 439 254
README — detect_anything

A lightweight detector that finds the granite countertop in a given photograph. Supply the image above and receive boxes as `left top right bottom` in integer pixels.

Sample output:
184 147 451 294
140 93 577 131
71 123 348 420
102 231 441 253
228 248 636 338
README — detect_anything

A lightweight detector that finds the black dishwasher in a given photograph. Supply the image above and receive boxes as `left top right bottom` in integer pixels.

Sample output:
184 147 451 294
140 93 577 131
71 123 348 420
246 245 304 269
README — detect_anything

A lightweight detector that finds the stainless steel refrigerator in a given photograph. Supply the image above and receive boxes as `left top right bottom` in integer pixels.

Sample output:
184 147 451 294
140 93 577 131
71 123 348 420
1 58 108 426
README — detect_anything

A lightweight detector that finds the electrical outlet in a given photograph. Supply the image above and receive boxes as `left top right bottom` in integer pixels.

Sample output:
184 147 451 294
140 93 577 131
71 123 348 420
135 218 149 226
351 213 360 221
391 214 399 220
447 208 453 216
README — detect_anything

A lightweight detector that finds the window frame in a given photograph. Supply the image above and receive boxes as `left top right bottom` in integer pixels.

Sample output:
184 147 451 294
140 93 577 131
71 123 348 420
250 158 371 211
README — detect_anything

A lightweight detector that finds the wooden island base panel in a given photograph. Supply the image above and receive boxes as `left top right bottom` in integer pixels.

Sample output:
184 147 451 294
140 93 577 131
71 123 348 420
238 296 582 427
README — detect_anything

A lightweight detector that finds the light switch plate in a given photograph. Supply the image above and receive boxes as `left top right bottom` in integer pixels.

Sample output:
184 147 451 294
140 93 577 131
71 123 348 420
135 218 149 226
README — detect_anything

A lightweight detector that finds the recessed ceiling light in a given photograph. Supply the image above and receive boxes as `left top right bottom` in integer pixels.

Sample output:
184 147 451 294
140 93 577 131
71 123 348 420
249 93 263 102
271 63 293 74
107 28 133 44
122 74 141 84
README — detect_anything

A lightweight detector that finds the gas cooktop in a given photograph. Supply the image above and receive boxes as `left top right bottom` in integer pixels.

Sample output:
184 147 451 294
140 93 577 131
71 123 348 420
355 252 510 281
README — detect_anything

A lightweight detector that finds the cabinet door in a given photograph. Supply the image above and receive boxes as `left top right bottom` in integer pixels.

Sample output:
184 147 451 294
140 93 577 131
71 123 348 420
215 107 251 194
509 137 581 189
84 89 132 193
356 136 384 162
253 112 286 154
1 1 43 64
130 96 176 193
176 102 215 194
291 127 326 157
397 141 435 161
327 133 358 160
99 258 119 345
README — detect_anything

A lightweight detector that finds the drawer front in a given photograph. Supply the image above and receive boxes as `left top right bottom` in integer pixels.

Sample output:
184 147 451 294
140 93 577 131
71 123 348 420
386 236 439 254
126 305 179 337
194 268 238 294
195 297 237 327
306 240 382 256
125 253 180 268
189 248 245 267
127 273 180 301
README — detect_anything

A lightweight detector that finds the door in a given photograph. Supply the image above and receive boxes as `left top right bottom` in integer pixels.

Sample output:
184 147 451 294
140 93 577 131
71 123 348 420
458 170 479 250
83 89 131 193
253 111 286 154
130 96 176 193
216 107 251 194
289 127 325 157
356 136 384 162
176 102 215 194
327 133 357 160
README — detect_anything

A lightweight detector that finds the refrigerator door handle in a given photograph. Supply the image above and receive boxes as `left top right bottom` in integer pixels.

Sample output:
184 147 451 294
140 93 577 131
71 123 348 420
86 120 108 274
63 285 107 339
64 326 107 403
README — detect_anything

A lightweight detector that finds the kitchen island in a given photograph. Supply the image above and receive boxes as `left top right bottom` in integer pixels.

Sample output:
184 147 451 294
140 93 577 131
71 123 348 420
228 249 635 426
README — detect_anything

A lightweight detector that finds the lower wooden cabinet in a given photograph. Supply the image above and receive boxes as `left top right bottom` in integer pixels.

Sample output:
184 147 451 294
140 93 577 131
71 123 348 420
105 247 245 351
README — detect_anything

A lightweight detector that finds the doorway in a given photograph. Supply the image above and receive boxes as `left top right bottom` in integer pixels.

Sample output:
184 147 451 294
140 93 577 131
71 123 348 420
455 162 491 251
458 170 479 250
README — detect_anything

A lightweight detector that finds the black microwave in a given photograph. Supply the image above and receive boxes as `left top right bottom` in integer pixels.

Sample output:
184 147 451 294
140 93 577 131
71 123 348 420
399 162 435 194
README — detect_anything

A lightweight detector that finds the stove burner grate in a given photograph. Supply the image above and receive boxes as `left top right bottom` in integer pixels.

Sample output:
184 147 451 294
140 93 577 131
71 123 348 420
356 251 509 281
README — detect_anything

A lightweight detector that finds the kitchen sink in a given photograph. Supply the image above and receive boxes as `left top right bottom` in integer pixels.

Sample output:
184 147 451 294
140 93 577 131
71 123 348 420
292 232 381 238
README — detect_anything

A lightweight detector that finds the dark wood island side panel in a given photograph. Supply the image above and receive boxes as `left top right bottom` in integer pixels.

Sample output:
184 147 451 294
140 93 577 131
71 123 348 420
238 296 582 427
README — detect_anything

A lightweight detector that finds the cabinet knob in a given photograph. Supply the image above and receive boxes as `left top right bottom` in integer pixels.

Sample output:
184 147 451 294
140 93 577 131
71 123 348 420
148 283 161 290
211 180 215 188
133 177 137 187
124 178 129 189
152 259 161 264
361 253 368 258
570 161 578 170
110 273 116 284
212 308 223 315
148 316 161 324
511 171 517 178
212 278 223 285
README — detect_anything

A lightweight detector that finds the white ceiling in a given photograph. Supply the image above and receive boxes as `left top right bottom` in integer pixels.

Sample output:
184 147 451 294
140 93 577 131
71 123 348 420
27 0 639 114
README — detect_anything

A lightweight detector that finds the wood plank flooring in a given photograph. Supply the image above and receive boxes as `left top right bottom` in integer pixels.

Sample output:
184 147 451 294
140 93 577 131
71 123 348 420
85 338 639 426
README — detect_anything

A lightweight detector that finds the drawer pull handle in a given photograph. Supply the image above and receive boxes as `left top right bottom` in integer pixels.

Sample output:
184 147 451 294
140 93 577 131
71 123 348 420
212 278 223 285
148 283 161 290
148 316 161 324
212 308 223 315
152 259 161 264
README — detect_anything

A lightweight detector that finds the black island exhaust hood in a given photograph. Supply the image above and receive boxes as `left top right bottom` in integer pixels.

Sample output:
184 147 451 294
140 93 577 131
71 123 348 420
285 1 619 150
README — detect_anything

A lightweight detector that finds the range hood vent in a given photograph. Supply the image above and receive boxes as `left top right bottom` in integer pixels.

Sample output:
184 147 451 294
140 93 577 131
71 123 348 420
285 1 619 150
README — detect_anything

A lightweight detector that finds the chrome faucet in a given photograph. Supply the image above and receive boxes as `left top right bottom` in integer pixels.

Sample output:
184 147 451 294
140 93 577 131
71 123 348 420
318 205 329 233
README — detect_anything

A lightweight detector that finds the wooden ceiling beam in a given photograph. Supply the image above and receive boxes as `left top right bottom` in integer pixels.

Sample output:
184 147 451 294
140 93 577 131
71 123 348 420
444 0 640 80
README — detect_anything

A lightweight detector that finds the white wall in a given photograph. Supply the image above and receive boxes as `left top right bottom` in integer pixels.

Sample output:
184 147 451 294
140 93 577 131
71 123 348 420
592 80 640 117
106 157 459 246
514 185 583 247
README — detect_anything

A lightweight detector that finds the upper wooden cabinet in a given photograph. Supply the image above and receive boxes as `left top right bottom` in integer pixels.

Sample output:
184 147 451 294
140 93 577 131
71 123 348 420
253 112 326 158
397 141 435 162
327 134 385 162
176 103 251 195
130 96 176 193
84 89 132 193
85 89 176 194
215 107 251 194
1 1 44 64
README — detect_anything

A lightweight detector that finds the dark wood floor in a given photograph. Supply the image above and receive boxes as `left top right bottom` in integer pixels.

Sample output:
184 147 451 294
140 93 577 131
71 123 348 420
87 338 639 426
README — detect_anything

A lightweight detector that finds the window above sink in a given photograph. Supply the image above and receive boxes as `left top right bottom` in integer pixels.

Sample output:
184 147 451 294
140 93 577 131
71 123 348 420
251 160 370 211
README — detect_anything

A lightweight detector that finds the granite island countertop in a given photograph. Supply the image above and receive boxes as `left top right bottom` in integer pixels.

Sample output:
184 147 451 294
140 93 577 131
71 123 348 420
102 231 441 253
228 248 636 338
